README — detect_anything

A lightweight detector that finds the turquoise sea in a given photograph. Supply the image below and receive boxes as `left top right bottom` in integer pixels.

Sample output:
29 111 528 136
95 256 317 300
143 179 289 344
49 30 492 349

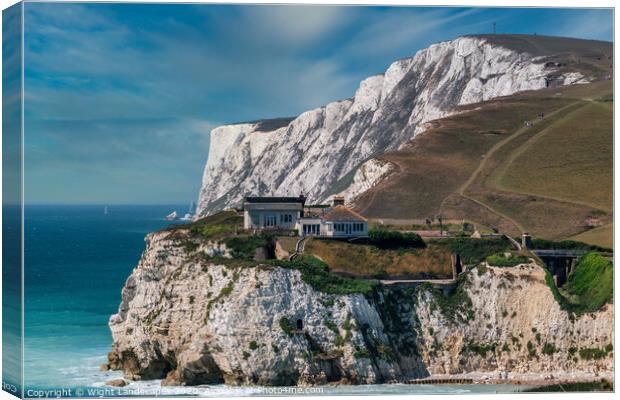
19 205 529 397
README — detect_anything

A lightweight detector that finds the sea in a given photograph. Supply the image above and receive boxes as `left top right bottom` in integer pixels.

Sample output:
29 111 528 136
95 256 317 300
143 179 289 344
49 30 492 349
18 205 530 397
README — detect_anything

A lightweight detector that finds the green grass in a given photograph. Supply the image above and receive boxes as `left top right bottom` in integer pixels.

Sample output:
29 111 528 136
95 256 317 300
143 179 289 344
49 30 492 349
222 235 269 259
461 341 497 358
421 274 474 323
168 210 243 240
279 317 294 336
542 252 613 315
268 255 379 295
433 237 513 265
528 238 611 252
367 229 426 249
578 345 612 360
563 252 613 312
485 252 529 267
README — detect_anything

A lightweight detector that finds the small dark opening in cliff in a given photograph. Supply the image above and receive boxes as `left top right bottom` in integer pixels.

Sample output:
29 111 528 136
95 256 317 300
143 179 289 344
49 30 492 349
296 319 303 330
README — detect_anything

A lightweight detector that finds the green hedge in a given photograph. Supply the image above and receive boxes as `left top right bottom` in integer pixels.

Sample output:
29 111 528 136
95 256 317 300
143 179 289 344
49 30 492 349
368 229 426 249
485 252 529 267
528 238 611 253
436 237 512 264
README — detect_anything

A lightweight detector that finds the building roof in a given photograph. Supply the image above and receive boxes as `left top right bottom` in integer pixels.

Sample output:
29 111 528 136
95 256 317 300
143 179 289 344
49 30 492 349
322 205 366 222
244 196 306 203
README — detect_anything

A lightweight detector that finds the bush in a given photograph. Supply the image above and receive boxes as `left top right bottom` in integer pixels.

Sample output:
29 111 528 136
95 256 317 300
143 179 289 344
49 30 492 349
462 341 497 357
267 256 378 295
542 343 558 355
486 252 529 267
436 237 512 264
529 238 611 253
579 346 612 360
564 252 613 312
249 341 258 350
279 317 294 336
222 234 268 260
368 229 426 249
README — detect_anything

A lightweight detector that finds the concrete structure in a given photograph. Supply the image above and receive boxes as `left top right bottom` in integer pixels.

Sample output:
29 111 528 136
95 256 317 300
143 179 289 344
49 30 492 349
243 195 367 238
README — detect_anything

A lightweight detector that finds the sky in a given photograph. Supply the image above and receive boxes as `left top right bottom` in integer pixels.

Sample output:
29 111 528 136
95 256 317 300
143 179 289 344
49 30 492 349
21 3 613 204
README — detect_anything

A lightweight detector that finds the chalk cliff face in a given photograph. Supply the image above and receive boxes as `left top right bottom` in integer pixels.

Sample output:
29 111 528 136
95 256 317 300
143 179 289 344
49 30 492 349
107 231 612 386
196 36 580 216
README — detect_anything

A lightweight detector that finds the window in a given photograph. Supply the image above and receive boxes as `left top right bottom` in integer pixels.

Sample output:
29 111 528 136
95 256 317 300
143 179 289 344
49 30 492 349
280 214 293 223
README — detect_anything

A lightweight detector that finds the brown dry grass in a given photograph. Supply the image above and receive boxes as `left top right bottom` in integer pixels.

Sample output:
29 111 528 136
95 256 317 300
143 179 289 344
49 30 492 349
305 238 453 279
354 80 612 241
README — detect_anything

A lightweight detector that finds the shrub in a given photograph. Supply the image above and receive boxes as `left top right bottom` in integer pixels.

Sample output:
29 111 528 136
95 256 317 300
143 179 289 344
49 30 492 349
542 343 558 355
268 256 378 295
564 252 613 312
462 341 497 357
324 320 339 334
279 317 294 336
579 346 611 360
368 229 426 249
353 348 372 358
249 341 258 351
435 237 512 264
222 234 268 260
486 252 529 267
527 341 537 357
529 238 611 253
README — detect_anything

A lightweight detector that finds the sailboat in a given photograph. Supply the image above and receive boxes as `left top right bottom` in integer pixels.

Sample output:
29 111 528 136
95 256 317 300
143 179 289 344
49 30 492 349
103 206 108 215
165 211 178 221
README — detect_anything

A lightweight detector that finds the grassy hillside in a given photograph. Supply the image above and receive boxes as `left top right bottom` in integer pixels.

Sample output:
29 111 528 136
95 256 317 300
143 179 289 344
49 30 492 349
354 79 612 244
352 35 612 245
570 223 613 249
561 252 613 314
495 101 612 211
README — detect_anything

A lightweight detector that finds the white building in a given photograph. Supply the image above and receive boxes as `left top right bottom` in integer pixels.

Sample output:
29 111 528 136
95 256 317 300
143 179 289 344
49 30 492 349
242 195 368 238
243 196 306 230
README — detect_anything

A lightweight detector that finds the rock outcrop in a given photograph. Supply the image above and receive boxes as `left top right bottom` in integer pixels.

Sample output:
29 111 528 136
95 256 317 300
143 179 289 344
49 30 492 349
107 231 613 386
196 35 585 216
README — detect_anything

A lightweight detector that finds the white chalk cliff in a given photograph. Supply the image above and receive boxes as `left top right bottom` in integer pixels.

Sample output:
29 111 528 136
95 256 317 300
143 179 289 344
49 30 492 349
107 230 612 386
196 35 582 216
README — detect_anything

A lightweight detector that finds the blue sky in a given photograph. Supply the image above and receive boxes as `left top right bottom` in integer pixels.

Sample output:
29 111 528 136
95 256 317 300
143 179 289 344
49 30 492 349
22 3 613 204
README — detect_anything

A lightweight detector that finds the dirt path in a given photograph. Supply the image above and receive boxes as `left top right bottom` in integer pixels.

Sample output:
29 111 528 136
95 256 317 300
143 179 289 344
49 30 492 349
439 100 588 233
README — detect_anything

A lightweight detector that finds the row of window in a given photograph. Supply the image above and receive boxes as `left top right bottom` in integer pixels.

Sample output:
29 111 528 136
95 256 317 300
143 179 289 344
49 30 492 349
280 214 293 223
333 222 365 232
